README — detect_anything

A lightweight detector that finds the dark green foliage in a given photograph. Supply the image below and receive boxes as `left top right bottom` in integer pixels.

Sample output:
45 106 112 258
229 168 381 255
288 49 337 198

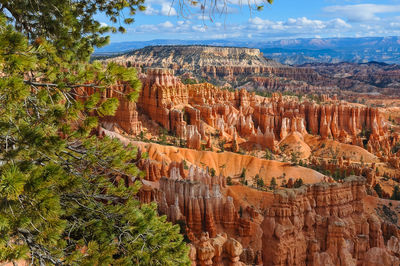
210 168 216 177
293 178 304 188
333 169 342 181
392 142 400 154
182 78 197 85
139 130 145 141
255 175 265 189
290 152 299 165
374 184 383 198
182 160 189 170
176 220 190 243
360 128 371 140
0 0 146 60
239 168 246 185
240 168 246 178
159 127 168 145
256 176 263 187
269 177 277 190
219 139 226 152
226 176 233 186
0 5 189 265
179 138 186 148
265 148 273 160
255 91 272 98
391 186 400 201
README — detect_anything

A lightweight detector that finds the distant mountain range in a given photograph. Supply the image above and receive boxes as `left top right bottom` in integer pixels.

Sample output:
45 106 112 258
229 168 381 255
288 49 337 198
94 36 400 65
104 45 400 97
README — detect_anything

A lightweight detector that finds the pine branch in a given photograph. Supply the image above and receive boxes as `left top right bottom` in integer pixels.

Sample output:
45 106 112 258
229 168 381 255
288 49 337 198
24 80 105 89
63 193 128 202
17 228 64 265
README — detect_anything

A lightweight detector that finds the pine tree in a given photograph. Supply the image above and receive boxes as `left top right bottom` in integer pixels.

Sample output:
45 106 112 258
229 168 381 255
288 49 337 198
391 186 400 201
256 176 265 189
0 2 189 264
226 176 233 186
294 178 304 188
290 152 299 165
265 148 273 160
210 168 216 177
270 177 277 190
374 184 383 198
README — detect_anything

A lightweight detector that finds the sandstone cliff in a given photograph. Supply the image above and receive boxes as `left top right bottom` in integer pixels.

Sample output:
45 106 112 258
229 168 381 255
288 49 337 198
133 68 392 158
107 45 330 92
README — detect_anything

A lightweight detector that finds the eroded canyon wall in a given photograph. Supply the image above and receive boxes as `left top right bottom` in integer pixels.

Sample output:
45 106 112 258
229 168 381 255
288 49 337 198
130 68 392 158
135 151 400 265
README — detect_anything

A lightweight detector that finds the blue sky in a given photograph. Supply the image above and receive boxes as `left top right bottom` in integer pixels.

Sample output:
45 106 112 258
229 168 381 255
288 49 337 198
95 0 400 42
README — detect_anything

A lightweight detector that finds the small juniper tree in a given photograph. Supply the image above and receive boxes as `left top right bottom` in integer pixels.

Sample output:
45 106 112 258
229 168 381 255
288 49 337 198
294 178 304 188
290 152 299 165
256 175 265 189
374 183 383 198
391 186 400 201
265 148 273 160
210 168 216 177
270 177 277 190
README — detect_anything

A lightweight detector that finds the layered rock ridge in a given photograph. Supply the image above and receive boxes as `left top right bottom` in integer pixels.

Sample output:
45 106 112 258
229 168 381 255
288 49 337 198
133 68 391 158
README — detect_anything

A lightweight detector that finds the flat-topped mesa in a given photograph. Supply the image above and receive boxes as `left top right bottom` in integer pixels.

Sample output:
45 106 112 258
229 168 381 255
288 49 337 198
261 176 400 265
115 45 276 70
189 45 261 58
106 45 338 92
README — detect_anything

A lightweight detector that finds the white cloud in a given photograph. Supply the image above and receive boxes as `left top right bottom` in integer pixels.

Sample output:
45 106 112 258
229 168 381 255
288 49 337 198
390 22 400 29
161 3 177 16
130 13 400 41
143 5 159 15
327 18 351 29
100 22 109 27
140 0 177 16
160 21 174 28
286 17 326 29
192 25 207 32
247 17 351 32
324 4 400 22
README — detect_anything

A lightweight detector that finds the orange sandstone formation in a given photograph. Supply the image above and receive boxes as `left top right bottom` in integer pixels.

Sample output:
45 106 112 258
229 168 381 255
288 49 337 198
84 68 395 164
131 68 393 159
86 64 400 265
140 154 400 265
98 126 400 266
